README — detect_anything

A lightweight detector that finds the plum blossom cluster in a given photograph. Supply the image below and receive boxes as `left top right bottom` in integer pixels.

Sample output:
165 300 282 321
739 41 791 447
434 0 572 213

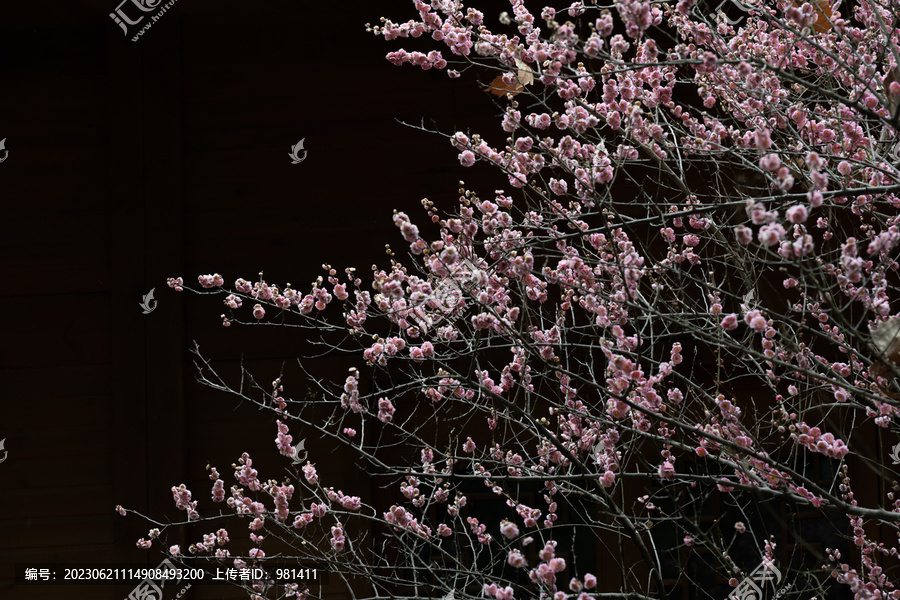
135 1 900 598
790 422 850 460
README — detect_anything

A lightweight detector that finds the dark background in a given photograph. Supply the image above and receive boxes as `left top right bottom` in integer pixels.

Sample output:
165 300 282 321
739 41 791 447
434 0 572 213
0 1 500 597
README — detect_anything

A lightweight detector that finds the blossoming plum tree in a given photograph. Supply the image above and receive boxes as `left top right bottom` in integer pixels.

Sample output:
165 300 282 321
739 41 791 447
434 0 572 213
128 1 900 599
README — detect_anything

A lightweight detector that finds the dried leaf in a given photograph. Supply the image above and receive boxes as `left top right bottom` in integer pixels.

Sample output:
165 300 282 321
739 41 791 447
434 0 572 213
885 67 900 90
814 0 836 32
487 59 535 97
515 57 535 87
871 317 900 361
487 74 524 97
870 317 900 398
794 0 834 32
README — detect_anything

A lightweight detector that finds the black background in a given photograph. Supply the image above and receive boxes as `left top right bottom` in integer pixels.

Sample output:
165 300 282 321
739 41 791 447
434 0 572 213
0 1 502 597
